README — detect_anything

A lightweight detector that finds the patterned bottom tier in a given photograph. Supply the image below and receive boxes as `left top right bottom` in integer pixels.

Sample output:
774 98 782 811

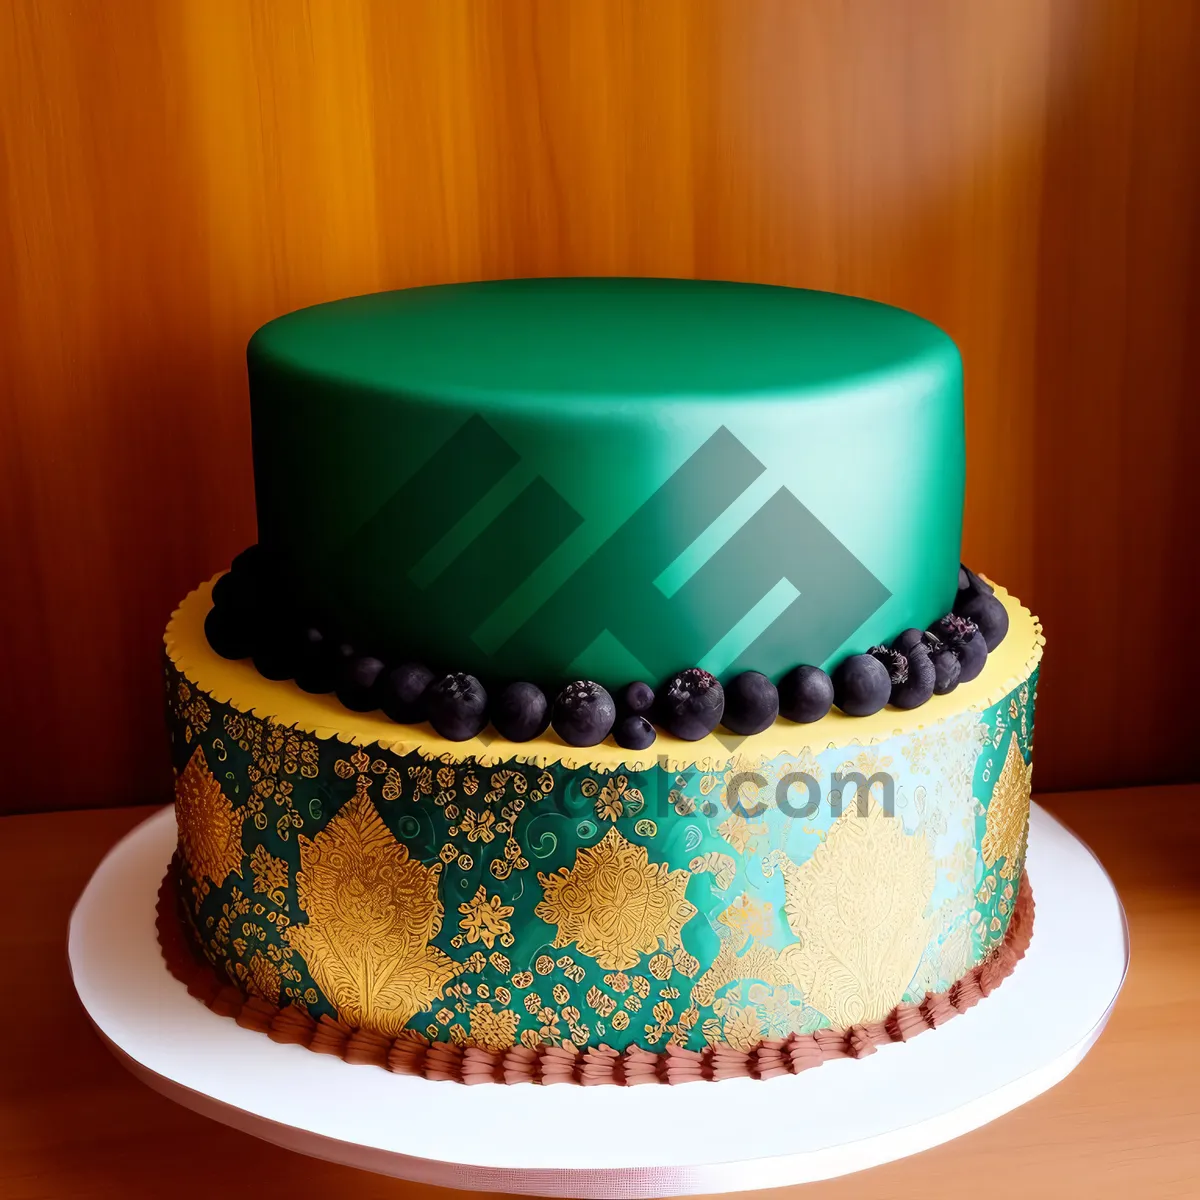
158 862 1033 1083
164 579 1043 1077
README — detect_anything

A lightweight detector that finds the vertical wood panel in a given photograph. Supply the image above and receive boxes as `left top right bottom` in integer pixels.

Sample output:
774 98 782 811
2 0 1197 813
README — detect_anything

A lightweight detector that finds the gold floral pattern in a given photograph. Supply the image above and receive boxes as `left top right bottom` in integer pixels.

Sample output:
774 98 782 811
776 800 936 1027
689 851 737 889
535 829 697 970
717 893 775 947
648 954 673 980
982 735 1032 881
458 808 497 843
691 940 780 1008
173 679 212 743
249 843 288 907
458 885 514 949
723 1004 766 1051
468 1002 519 1050
236 951 281 1004
175 746 243 896
673 948 700 978
717 813 766 857
592 775 644 822
284 792 461 1037
912 918 975 997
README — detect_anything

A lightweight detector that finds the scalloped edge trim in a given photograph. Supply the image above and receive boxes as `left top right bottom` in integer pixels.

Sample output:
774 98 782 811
158 861 1034 1085
165 576 1044 773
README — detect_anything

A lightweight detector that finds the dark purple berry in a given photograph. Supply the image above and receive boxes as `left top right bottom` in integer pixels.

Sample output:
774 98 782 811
204 604 252 660
614 714 656 751
294 627 338 693
777 665 834 723
928 646 961 694
955 631 988 683
226 543 277 611
659 669 725 741
552 680 616 747
229 544 263 578
891 645 936 708
492 681 550 742
337 656 387 712
892 628 926 656
333 642 357 676
956 592 1009 651
381 662 435 723
721 671 779 735
210 570 238 610
928 613 979 651
832 654 891 716
618 681 656 717
868 645 909 686
253 622 298 682
427 673 489 741
957 564 994 600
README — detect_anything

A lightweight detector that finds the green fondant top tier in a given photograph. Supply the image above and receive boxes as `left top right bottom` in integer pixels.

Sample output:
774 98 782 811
248 278 964 689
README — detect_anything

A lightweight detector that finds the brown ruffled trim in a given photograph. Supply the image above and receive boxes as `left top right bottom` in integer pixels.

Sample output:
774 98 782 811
158 864 1034 1085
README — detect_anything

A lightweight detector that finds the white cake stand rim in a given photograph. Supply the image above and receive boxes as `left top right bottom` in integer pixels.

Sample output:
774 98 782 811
68 802 1128 1197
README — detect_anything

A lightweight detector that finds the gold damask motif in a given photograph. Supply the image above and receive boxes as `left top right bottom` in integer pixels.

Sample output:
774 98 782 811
591 775 644 822
468 1001 519 1050
236 951 282 1004
747 983 824 1038
173 679 211 743
535 829 697 970
458 808 496 843
722 1004 766 1051
175 746 243 898
690 938 780 1007
249 843 288 908
689 852 737 889
228 713 318 840
982 735 1032 881
910 917 975 998
717 812 767 857
458 886 514 949
717 893 775 947
285 792 462 1037
776 801 936 1028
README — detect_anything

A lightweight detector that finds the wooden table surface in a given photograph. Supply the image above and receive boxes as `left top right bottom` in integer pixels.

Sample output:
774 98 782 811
2 787 1196 1199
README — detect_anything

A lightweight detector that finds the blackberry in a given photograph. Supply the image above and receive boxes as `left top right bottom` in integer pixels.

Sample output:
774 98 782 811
659 668 725 741
777 665 834 724
832 654 891 717
868 645 909 686
891 645 936 709
551 680 616 747
427 672 489 741
381 662 435 723
614 714 656 751
492 681 550 743
337 656 387 712
721 671 779 736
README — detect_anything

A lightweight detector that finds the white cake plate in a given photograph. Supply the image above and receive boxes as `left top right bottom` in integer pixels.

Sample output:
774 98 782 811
68 802 1127 1197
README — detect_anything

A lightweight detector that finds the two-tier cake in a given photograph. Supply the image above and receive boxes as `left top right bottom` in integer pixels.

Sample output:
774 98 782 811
161 278 1041 1084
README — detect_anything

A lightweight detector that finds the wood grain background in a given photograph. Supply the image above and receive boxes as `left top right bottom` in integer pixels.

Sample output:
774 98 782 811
2 0 1198 815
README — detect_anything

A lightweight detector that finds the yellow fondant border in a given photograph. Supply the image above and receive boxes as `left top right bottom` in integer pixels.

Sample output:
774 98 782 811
165 577 1044 772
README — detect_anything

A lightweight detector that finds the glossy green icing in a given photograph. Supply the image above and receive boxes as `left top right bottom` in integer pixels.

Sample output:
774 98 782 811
248 278 964 687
